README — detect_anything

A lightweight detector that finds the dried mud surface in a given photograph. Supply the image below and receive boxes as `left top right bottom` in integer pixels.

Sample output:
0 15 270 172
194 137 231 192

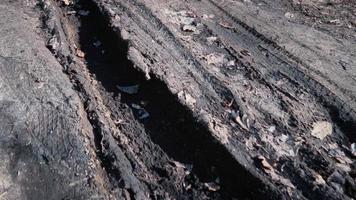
0 0 355 199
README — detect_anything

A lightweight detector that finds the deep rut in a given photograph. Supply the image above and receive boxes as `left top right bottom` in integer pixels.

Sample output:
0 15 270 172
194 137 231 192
36 0 356 199
59 0 279 199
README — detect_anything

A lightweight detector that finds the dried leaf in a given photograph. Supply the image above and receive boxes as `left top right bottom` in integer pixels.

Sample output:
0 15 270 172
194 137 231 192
62 0 71 6
234 115 249 130
311 121 332 139
257 155 273 171
314 173 326 185
76 49 85 58
256 156 295 188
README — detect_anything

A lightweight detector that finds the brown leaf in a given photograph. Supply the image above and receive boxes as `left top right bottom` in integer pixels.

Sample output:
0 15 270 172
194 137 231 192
311 121 332 139
76 49 85 58
257 155 273 171
62 0 71 6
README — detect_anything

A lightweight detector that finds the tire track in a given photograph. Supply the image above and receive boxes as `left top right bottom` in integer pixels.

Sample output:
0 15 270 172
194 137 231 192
202 0 356 141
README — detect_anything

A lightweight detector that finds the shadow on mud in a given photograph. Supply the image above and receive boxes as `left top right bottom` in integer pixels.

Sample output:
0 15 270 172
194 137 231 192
75 0 280 199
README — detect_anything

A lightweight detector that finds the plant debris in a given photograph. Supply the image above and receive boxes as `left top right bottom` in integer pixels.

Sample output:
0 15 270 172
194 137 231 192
76 49 85 58
204 182 221 192
62 0 71 6
311 121 332 140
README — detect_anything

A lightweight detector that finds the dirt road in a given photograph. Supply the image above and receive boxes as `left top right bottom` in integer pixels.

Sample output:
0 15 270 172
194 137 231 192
0 0 355 199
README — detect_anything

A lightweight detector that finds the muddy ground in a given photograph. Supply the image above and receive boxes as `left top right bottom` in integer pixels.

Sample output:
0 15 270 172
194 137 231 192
0 0 355 199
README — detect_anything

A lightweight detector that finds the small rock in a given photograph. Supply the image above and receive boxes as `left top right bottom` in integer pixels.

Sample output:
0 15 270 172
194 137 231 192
177 91 196 107
48 36 59 51
183 182 192 190
284 12 294 19
226 60 235 67
268 126 276 133
206 36 218 45
202 14 215 20
329 19 341 25
314 173 326 185
208 14 215 19
311 121 332 140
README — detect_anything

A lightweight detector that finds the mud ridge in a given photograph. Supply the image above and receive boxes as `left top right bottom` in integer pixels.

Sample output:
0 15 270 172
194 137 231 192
206 0 356 142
